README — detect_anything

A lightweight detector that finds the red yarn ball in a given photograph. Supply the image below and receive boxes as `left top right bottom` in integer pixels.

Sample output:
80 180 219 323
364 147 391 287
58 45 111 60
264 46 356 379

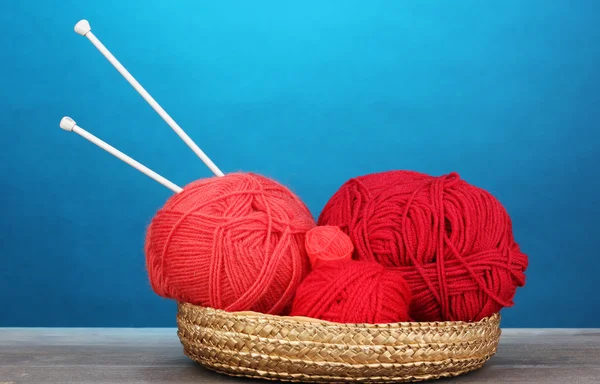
145 173 315 315
291 260 412 323
318 170 528 322
305 225 354 267
291 225 412 324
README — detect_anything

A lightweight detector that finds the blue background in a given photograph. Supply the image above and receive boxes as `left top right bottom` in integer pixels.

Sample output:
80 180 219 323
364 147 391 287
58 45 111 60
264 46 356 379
1 1 598 327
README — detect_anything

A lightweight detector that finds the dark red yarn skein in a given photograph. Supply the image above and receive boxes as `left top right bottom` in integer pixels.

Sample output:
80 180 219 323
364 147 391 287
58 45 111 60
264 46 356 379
291 226 412 324
318 170 528 322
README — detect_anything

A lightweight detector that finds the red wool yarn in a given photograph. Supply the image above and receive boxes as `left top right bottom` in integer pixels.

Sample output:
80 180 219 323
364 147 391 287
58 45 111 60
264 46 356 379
318 170 528 322
145 173 315 315
291 226 412 324
304 225 354 267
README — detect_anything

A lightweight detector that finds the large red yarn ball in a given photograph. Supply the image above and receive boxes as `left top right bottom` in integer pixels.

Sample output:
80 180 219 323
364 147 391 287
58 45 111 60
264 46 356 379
318 170 528 322
145 173 315 315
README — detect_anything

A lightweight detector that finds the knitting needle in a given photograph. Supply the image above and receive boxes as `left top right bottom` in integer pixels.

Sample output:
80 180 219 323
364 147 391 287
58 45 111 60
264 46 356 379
73 19 224 178
60 117 183 193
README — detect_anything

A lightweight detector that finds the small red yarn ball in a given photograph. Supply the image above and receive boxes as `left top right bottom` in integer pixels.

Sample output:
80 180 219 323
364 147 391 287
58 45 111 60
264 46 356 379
291 260 412 324
318 170 528 322
304 225 354 267
290 226 412 324
145 173 315 315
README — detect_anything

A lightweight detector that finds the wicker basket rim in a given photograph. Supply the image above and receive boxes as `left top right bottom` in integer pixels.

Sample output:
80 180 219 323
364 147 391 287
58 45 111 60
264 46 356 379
177 302 500 329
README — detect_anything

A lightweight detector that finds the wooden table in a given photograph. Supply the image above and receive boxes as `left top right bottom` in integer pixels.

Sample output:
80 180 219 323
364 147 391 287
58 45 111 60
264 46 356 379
1 328 598 383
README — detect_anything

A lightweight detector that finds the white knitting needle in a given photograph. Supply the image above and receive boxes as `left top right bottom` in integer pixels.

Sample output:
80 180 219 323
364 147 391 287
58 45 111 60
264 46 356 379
60 117 183 194
73 19 224 178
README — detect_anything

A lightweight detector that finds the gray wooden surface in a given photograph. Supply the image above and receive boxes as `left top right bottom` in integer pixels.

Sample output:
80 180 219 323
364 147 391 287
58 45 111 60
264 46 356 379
1 328 599 383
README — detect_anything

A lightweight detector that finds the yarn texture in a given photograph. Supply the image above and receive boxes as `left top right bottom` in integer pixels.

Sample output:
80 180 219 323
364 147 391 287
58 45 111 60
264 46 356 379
318 170 528 322
291 225 412 323
145 173 315 315
304 225 354 267
291 259 412 323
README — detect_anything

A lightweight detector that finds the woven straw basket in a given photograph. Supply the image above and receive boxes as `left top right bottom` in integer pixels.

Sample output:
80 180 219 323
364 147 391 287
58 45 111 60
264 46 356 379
176 302 501 383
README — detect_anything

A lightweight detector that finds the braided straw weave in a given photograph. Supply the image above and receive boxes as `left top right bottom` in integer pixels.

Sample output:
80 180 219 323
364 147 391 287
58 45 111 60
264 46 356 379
177 302 501 383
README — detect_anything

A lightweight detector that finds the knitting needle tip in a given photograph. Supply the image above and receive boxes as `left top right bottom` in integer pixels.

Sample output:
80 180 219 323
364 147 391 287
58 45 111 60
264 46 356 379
74 20 91 36
60 116 77 132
